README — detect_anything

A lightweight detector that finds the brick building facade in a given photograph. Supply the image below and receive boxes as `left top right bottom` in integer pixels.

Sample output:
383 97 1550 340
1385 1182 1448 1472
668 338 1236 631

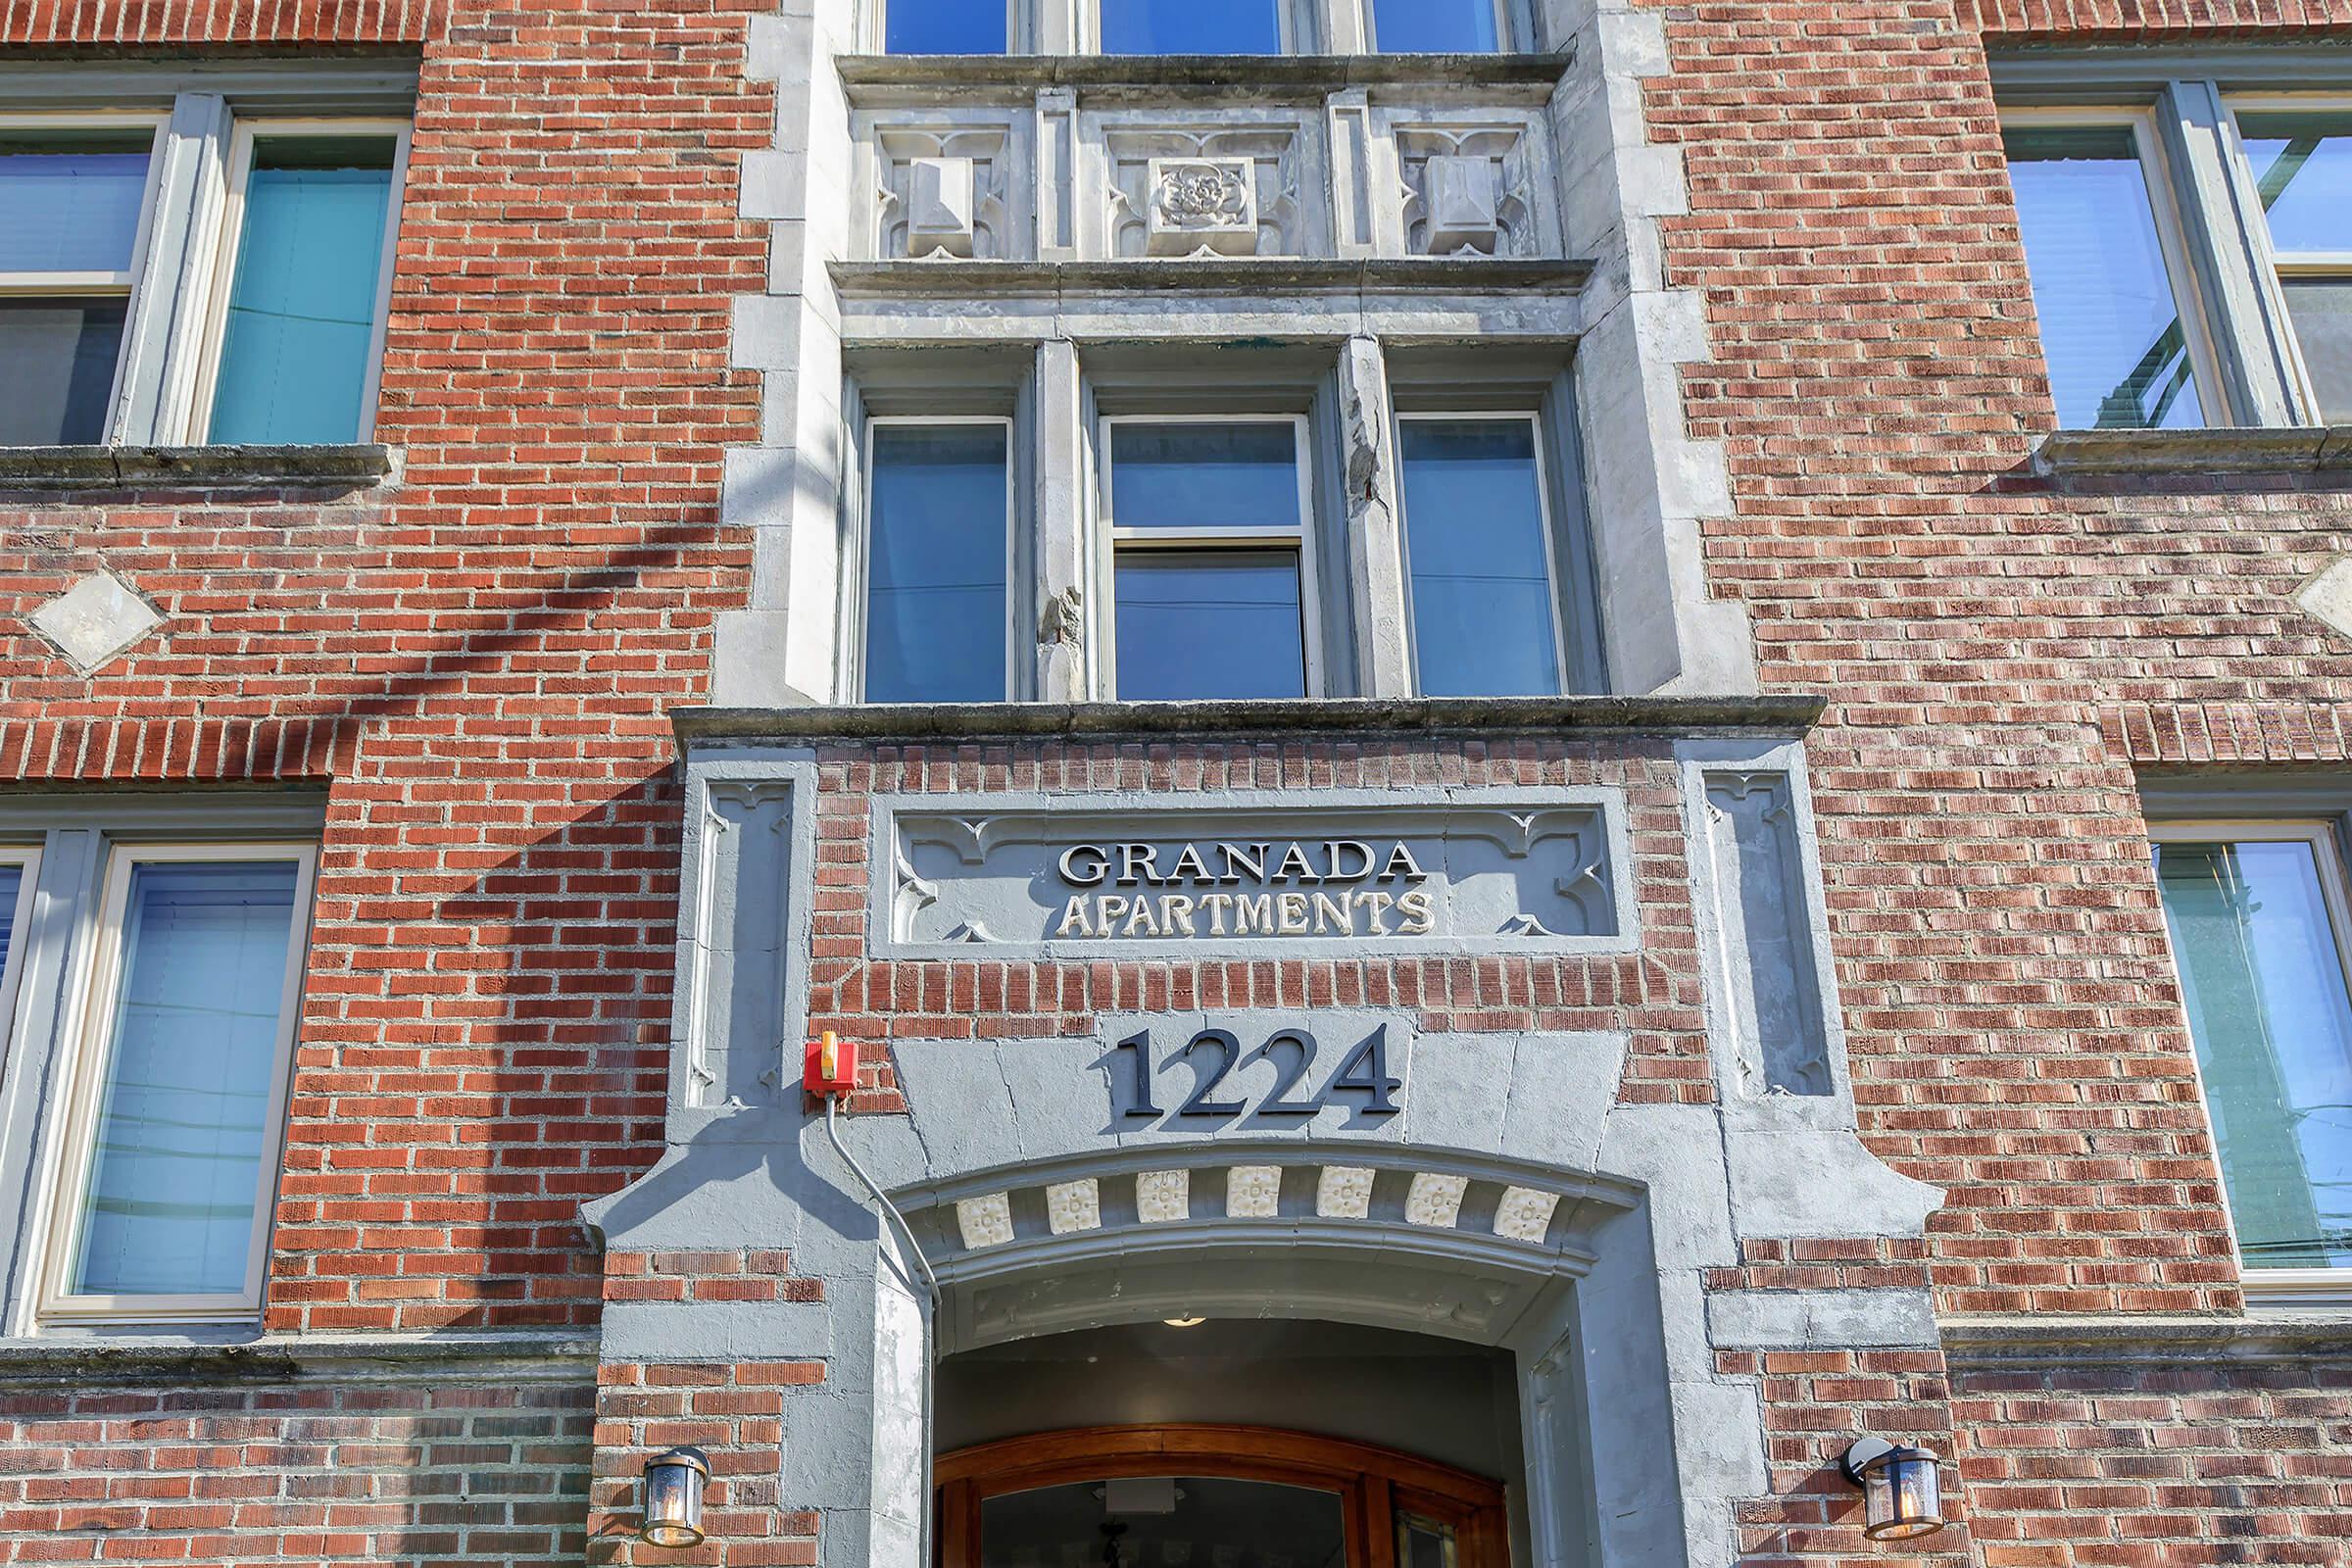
0 0 2347 1565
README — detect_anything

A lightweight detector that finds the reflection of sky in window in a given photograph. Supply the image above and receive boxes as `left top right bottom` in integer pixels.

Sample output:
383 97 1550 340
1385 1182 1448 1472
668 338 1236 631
1373 0 1499 51
0 144 151 274
2005 127 2200 429
884 0 1006 53
1100 0 1283 53
1110 422 1299 529
2157 839 2352 1269
2239 115 2352 254
864 425 1008 704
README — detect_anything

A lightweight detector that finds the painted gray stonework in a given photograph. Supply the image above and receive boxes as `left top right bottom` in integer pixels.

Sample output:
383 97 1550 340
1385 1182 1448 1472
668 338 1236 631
875 787 1634 957
588 732 1944 1568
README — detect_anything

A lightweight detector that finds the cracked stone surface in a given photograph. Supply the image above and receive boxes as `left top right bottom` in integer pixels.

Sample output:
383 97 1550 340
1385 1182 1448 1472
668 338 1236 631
27 571 163 674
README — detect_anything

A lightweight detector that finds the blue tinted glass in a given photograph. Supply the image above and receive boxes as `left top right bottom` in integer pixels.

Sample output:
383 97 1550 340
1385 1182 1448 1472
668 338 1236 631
209 138 397 445
1114 550 1304 700
2156 839 2352 1271
0 299 126 445
2239 114 2352 255
1372 0 1498 50
0 866 20 979
0 136 152 274
74 860 302 1298
2005 127 2201 429
1101 0 1283 53
865 425 1009 703
886 0 1006 52
1400 419 1560 697
1110 422 1299 529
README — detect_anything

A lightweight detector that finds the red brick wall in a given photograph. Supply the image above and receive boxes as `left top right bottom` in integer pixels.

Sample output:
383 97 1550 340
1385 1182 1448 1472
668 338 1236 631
0 1368 593 1564
0 0 769 1334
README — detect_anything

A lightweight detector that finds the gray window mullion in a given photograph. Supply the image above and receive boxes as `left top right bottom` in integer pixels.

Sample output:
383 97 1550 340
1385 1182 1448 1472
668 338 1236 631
2154 78 2307 426
111 90 233 445
1338 336 1412 698
1035 340 1092 702
0 828 100 1335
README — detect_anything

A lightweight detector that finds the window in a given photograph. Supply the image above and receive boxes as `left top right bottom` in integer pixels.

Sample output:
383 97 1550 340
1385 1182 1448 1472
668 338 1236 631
40 843 317 1321
200 123 405 445
2001 118 2204 430
1368 0 1505 51
1101 417 1315 701
0 121 164 445
860 419 1013 703
2151 822 2352 1293
0 846 40 1055
0 96 408 448
881 0 1010 53
2235 107 2352 423
1396 415 1564 696
1099 0 1287 54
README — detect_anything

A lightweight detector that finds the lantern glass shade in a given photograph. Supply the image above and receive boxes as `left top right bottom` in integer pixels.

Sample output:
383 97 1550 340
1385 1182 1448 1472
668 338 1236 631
1858 1445 1944 1542
642 1446 710 1548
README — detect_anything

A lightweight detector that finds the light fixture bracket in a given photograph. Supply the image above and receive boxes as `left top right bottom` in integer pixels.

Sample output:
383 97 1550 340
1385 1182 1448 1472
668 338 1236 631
1839 1435 1896 1486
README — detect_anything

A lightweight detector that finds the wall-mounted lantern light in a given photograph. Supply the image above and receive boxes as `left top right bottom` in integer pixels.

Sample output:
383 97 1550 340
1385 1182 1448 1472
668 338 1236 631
1839 1437 1946 1542
641 1446 710 1549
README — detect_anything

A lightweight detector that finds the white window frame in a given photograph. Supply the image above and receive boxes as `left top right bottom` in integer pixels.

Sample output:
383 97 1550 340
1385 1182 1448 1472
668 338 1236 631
0 846 41 1062
1998 104 2230 430
186 117 411 446
35 840 318 1325
0 111 170 443
1360 0 1514 51
1096 411 1322 701
854 414 1020 704
1391 409 1568 697
2148 817 2352 1307
2223 93 2352 425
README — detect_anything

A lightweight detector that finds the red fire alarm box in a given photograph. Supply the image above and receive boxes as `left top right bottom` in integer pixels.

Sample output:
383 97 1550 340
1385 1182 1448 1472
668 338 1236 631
804 1030 858 1096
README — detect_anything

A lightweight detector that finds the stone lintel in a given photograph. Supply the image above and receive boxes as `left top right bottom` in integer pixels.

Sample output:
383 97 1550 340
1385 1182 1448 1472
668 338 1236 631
0 1330 598 1387
1939 1312 2352 1369
829 257 1593 299
835 52 1575 105
2034 425 2352 478
672 692 1827 749
0 443 394 495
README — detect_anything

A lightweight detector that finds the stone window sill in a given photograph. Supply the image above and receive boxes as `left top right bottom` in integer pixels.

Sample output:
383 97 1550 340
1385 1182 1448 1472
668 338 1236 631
673 693 1828 747
2034 426 2352 477
835 53 1574 100
0 1329 597 1382
0 443 393 494
832 258 1593 298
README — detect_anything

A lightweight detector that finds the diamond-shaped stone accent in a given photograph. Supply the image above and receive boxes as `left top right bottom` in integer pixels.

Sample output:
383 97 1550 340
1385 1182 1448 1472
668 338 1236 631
1045 1178 1101 1235
28 571 162 674
1494 1186 1560 1243
956 1193 1013 1249
1404 1172 1468 1228
1135 1169 1189 1223
2294 556 2352 642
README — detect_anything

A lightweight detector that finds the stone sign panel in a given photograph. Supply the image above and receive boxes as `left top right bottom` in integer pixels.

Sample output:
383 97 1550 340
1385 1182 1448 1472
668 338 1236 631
871 788 1635 958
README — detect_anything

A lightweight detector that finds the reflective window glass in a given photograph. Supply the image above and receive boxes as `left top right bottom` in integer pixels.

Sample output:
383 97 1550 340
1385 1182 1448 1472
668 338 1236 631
0 299 126 445
2280 278 2352 422
1398 418 1560 697
70 859 303 1298
1110 422 1299 530
0 132 153 275
864 424 1009 704
1372 0 1499 51
1113 550 1305 700
209 136 398 444
2154 836 2352 1272
2004 125 2202 428
2238 112 2352 255
0 864 22 981
1100 0 1284 53
886 0 1007 52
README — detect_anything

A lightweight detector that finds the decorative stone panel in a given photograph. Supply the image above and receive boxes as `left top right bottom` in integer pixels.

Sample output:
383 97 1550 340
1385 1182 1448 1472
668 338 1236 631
1098 115 1316 259
861 116 1020 260
1387 113 1554 259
